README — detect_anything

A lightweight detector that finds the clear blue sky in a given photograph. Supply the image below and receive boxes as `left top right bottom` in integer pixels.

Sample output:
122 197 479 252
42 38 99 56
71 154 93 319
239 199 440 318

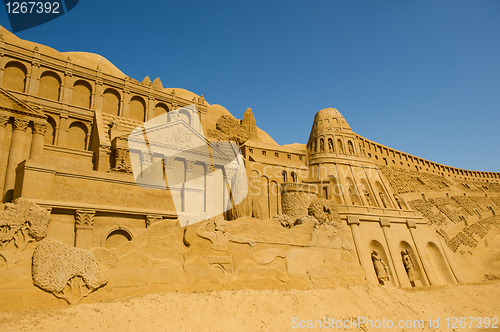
1 1 499 172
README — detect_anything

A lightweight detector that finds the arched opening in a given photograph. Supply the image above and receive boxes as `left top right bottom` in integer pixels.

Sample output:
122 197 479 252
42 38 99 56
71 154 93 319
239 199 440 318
426 242 455 285
102 88 120 116
66 121 87 150
336 139 344 154
359 179 376 206
38 71 61 101
281 170 288 183
375 181 393 208
153 102 169 118
319 138 324 152
330 176 343 204
71 80 92 108
398 241 427 286
178 109 191 125
129 96 146 122
44 116 56 145
327 138 334 152
104 228 132 249
3 61 27 92
346 177 361 205
291 171 297 183
261 176 270 218
369 240 397 286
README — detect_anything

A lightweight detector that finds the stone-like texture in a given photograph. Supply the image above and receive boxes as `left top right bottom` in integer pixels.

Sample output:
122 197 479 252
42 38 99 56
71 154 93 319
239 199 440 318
207 115 249 145
32 238 107 304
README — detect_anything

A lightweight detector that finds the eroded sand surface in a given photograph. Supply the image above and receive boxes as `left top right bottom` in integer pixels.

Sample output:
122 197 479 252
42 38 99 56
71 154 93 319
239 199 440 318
0 282 498 332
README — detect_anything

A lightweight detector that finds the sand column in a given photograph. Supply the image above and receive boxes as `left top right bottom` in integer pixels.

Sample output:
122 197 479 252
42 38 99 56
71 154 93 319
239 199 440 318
30 122 46 160
380 218 412 288
4 118 29 202
347 216 378 285
406 220 440 285
75 209 95 249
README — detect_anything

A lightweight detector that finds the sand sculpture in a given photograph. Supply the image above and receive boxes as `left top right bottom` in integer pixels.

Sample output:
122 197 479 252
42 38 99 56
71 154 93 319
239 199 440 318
0 26 499 310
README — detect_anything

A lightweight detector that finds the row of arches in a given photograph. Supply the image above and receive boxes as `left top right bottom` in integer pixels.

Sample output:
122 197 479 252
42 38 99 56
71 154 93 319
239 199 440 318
308 136 356 155
2 61 171 122
369 239 455 286
327 175 394 208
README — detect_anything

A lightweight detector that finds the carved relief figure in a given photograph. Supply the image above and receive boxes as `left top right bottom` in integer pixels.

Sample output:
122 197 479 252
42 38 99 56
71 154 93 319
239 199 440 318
328 138 333 152
363 190 374 206
401 249 418 287
320 138 324 152
379 192 389 208
393 194 407 210
348 141 354 154
371 250 389 285
196 216 255 275
313 141 317 153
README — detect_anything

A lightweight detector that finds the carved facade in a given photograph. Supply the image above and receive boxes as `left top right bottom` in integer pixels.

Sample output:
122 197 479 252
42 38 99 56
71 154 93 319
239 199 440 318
0 27 499 310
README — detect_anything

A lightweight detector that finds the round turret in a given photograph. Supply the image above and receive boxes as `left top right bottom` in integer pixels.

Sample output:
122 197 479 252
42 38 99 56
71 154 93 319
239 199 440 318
307 108 362 158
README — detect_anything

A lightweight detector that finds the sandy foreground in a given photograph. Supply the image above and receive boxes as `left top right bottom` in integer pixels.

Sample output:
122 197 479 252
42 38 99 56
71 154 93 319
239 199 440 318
0 282 499 332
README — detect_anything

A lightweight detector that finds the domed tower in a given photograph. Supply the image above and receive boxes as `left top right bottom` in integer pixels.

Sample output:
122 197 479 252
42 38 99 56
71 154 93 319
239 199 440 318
307 108 367 182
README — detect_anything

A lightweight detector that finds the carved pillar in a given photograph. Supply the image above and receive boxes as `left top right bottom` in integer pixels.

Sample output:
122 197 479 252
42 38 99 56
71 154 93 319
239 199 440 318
0 115 10 194
140 151 153 179
379 218 411 287
30 122 46 160
75 209 95 249
347 216 378 285
4 118 29 202
407 220 440 285
163 155 175 187
204 163 214 215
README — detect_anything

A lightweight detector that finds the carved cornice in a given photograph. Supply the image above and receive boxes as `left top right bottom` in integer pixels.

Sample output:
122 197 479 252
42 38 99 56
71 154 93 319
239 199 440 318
32 122 47 135
13 118 29 131
75 210 96 229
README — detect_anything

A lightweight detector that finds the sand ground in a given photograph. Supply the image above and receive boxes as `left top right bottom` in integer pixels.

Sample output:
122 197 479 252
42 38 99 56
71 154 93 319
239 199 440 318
0 281 499 332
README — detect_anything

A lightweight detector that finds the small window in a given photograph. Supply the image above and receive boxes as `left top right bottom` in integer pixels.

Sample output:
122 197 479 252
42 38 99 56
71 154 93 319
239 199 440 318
262 150 266 156
249 148 253 153
299 156 303 161
275 152 279 158
287 154 291 159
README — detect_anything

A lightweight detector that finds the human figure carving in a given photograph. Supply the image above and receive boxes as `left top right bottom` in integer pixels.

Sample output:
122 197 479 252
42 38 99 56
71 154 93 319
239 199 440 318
348 141 354 154
197 216 255 275
379 192 389 208
363 190 374 206
328 138 333 152
371 250 389 285
320 139 324 152
393 194 407 210
401 249 418 287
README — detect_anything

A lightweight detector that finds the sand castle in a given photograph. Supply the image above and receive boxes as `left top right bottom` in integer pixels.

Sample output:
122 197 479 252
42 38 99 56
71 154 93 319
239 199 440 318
0 26 499 311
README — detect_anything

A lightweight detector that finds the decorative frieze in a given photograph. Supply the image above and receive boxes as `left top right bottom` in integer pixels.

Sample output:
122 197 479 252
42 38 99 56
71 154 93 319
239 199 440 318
163 156 175 169
140 151 153 164
0 115 9 128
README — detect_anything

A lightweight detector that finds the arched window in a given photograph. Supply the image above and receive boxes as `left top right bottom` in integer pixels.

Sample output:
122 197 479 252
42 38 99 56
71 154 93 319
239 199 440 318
153 102 169 118
291 171 297 183
328 138 333 152
129 96 146 122
66 121 87 150
3 61 27 92
282 170 288 183
336 139 344 154
347 140 354 154
178 109 191 125
104 228 132 249
44 116 56 145
102 88 120 116
38 71 61 101
71 80 92 108
319 138 324 152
